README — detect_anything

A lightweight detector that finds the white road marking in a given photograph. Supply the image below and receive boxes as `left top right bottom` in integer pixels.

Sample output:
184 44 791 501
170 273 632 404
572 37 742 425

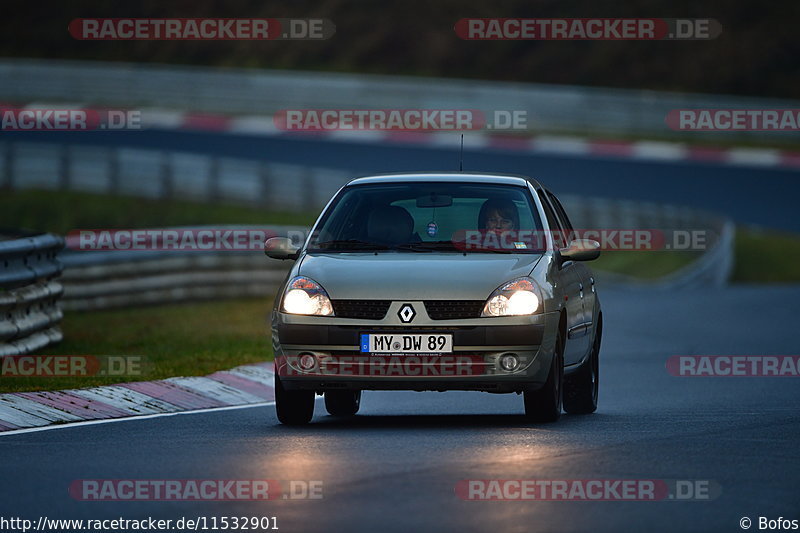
228 365 275 386
726 148 781 167
228 116 282 135
632 141 688 161
327 130 387 143
139 108 186 129
0 398 51 428
0 401 277 437
70 386 183 415
166 376 264 405
532 135 591 155
0 395 83 424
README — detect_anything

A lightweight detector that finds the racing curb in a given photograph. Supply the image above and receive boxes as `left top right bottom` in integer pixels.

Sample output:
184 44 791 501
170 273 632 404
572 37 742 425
9 102 800 170
140 108 800 170
0 362 275 432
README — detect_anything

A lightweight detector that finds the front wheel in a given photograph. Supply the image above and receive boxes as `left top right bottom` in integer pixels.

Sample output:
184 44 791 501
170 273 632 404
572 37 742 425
275 374 315 425
325 390 362 416
523 335 563 423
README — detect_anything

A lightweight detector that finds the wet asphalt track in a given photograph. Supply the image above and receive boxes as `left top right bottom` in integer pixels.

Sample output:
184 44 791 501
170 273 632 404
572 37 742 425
2 286 798 533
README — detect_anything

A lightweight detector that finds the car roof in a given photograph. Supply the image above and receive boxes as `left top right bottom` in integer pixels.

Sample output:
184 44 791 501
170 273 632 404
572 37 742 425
347 172 543 189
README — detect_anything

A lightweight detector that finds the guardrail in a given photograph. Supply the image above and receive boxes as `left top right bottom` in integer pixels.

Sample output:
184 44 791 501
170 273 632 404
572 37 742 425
58 227 303 310
560 196 733 288
657 219 734 289
0 232 65 356
1 58 797 139
0 141 351 210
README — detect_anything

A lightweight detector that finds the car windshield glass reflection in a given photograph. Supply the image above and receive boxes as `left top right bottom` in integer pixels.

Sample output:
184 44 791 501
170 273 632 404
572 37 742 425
307 182 545 253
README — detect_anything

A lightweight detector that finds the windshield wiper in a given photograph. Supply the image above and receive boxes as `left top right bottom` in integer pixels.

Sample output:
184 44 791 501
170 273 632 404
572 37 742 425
390 243 436 252
467 247 517 254
392 241 460 252
312 239 390 251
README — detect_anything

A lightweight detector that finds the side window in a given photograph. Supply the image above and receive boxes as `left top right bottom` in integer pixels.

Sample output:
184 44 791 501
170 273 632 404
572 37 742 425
547 191 576 243
536 190 567 249
536 191 561 230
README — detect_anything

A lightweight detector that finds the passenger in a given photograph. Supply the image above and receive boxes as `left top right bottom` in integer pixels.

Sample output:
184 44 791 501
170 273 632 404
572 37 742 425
479 198 519 231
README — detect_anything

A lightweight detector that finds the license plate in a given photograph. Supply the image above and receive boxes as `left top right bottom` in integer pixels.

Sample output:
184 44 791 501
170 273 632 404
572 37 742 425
360 333 453 354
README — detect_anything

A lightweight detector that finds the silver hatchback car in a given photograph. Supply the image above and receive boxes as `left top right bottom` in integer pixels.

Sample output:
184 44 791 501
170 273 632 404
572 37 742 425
265 172 602 425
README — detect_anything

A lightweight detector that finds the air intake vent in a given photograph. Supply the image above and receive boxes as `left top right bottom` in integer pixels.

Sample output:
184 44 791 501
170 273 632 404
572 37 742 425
424 300 484 320
331 300 391 320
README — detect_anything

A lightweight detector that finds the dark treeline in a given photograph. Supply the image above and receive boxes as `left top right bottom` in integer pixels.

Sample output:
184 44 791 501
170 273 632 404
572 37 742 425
1 0 797 98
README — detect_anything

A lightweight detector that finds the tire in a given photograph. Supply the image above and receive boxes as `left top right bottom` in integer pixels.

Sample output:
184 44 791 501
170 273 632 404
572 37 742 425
523 335 563 423
563 317 601 415
325 390 362 417
275 373 315 425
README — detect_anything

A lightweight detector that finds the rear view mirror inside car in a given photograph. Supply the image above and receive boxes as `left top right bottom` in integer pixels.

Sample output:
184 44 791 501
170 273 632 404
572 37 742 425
416 193 453 208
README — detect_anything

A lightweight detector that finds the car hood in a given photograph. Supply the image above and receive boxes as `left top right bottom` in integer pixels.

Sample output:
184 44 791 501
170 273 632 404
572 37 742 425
297 253 542 300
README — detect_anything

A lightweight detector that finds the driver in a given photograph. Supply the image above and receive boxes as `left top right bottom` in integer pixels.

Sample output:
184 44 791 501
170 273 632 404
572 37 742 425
367 205 415 245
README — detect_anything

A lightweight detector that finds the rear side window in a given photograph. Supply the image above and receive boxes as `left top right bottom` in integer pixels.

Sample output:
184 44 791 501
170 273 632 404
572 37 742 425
537 190 568 249
547 191 576 243
537 190 562 232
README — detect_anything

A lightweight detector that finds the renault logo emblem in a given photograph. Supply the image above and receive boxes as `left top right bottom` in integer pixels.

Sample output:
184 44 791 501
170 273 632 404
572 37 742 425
398 303 416 323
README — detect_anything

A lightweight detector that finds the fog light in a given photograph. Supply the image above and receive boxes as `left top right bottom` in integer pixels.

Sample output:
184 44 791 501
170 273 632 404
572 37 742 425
298 353 317 371
499 353 519 372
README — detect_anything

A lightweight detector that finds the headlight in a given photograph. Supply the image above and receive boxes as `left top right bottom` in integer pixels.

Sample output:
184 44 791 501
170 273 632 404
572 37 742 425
282 276 334 316
481 277 541 317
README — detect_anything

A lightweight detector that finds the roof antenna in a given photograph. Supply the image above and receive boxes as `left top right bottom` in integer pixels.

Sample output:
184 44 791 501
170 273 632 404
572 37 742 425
459 134 464 171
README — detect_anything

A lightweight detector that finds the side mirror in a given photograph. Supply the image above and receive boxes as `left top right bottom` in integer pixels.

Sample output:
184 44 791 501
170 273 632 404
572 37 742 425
559 239 600 263
264 237 300 260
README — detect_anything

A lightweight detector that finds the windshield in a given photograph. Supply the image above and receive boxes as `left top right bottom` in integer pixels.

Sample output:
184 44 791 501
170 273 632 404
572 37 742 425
307 181 544 253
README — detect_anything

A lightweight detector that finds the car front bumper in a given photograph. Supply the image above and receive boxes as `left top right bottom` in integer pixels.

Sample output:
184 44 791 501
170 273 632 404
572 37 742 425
271 301 561 393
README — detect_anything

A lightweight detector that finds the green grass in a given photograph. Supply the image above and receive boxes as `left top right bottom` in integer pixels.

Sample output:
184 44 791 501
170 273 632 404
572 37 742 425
591 227 800 283
0 298 274 393
591 250 701 280
733 227 800 283
0 189 318 234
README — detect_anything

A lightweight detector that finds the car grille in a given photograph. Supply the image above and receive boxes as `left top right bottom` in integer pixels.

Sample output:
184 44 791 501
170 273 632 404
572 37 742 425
332 300 391 320
424 300 485 320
